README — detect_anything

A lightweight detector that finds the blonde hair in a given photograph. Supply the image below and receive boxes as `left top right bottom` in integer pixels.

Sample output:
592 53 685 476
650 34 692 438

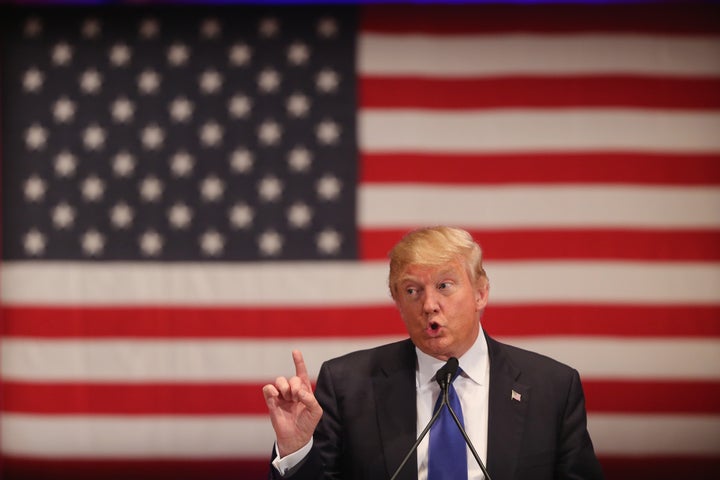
388 226 488 299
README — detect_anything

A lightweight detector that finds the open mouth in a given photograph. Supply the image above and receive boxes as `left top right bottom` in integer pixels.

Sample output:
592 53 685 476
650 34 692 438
426 321 442 336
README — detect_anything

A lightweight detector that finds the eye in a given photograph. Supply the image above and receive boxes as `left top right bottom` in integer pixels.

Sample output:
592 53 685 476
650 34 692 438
405 287 417 296
438 282 450 290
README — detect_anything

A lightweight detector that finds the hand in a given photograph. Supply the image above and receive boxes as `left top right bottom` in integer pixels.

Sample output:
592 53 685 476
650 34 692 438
263 350 323 457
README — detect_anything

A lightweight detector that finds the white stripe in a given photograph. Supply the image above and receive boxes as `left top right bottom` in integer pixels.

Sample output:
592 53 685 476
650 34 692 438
2 413 718 458
359 110 720 153
496 337 720 380
0 414 274 458
359 185 720 228
589 414 720 456
3 337 719 382
3 261 719 305
359 34 720 76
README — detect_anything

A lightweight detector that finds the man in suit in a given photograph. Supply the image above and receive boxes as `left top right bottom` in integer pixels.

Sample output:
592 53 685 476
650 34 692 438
263 226 603 479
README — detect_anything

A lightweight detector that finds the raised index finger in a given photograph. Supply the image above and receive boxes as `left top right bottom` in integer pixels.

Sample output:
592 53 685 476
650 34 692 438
292 350 310 383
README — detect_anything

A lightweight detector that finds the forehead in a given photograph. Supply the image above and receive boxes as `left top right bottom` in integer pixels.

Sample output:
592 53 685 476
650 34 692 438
398 260 466 283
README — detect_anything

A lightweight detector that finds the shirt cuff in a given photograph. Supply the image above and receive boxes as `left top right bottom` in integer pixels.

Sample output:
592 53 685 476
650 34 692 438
271 438 314 476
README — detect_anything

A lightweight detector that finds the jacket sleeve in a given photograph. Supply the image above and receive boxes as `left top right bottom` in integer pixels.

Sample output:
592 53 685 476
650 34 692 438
556 369 605 479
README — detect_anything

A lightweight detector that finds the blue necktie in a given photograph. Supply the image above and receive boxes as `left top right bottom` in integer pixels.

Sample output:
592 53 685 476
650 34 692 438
428 369 468 480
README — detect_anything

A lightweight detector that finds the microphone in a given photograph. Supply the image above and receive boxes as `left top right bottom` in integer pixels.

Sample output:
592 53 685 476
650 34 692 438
437 358 493 480
389 358 456 480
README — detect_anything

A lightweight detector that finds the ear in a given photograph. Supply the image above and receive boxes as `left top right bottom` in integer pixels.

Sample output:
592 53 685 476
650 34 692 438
475 281 489 311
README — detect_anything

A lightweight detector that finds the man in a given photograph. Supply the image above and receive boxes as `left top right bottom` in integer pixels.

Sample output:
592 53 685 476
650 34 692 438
263 226 603 479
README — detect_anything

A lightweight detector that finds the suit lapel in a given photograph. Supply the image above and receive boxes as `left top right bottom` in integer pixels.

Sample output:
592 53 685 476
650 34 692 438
373 339 418 480
486 334 529 480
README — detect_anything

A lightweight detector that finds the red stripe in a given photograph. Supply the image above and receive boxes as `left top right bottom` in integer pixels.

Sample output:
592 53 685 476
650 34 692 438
361 77 720 110
3 305 719 338
361 229 720 261
0 382 268 415
0 457 271 480
3 456 715 480
584 380 720 414
360 152 720 185
599 456 720 480
3 380 718 415
362 4 720 34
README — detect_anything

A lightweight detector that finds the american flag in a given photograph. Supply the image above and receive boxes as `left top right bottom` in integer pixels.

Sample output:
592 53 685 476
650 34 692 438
1 3 719 480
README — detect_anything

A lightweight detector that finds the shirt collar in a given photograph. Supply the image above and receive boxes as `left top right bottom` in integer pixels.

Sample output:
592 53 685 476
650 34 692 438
415 329 489 387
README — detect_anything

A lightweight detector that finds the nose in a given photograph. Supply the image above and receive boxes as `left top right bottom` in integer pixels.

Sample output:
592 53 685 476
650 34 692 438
422 289 440 315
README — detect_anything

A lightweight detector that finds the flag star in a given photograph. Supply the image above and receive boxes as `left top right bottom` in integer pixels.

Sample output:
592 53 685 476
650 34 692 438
316 68 340 93
141 124 165 150
112 151 136 178
258 175 283 202
109 43 132 67
258 229 283 256
53 96 76 123
25 123 48 150
229 202 254 229
140 230 164 257
24 17 43 38
24 229 46 256
139 18 160 39
228 94 252 119
170 150 195 177
317 174 342 201
81 18 102 39
79 68 103 94
140 175 163 202
200 230 225 257
287 146 312 172
55 151 77 177
22 67 44 92
138 69 161 94
200 18 222 39
24 175 46 201
287 202 313 229
83 124 106 150
317 17 339 38
167 43 190 66
317 228 342 255
258 120 282 146
286 93 310 118
229 43 252 67
52 202 75 229
81 175 105 202
200 175 225 202
287 41 310 65
316 119 341 145
168 202 193 229
110 202 134 229
169 96 194 123
51 42 73 66
199 69 223 94
259 17 280 38
81 229 105 257
230 148 253 173
111 96 135 123
258 68 281 93
199 121 224 147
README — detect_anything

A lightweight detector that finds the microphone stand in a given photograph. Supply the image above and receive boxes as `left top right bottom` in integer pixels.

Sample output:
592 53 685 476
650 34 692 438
389 395 447 480
444 386 493 480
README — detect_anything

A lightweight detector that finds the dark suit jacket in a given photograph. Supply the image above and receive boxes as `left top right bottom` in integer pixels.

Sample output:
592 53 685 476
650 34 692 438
271 333 603 480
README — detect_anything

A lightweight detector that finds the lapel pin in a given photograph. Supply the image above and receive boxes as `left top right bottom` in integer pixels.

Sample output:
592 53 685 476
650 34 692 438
511 390 522 402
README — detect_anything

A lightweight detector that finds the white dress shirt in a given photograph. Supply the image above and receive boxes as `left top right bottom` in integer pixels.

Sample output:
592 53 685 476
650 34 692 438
415 333 490 480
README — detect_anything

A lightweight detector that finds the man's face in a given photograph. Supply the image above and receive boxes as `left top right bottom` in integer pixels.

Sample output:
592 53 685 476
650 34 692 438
394 259 488 361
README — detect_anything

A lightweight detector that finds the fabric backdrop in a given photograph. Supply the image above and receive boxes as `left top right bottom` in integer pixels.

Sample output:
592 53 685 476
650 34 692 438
1 3 719 479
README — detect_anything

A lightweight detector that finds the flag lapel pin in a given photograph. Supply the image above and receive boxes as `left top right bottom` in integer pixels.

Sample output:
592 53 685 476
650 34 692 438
511 390 522 402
